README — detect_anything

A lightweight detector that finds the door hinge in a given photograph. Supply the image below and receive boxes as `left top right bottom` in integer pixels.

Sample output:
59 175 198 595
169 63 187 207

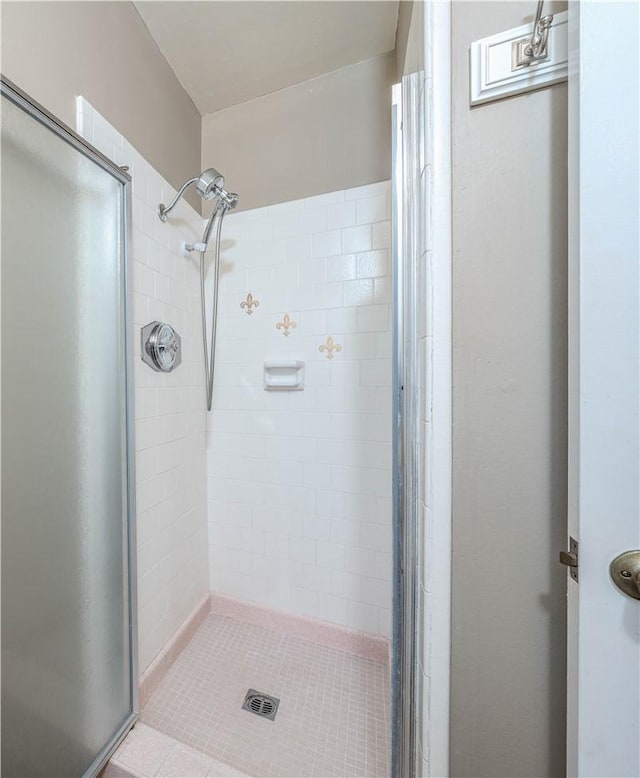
559 536 579 583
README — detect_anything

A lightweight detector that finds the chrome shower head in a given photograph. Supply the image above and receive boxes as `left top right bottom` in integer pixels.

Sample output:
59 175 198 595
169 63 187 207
197 169 239 211
196 168 225 201
158 167 239 222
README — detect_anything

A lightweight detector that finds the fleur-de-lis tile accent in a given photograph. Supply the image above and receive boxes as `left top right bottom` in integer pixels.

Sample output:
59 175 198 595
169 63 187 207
276 313 297 337
319 335 342 360
240 292 259 315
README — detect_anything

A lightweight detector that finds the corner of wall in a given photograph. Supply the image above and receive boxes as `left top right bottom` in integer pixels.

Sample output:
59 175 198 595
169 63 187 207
394 1 415 80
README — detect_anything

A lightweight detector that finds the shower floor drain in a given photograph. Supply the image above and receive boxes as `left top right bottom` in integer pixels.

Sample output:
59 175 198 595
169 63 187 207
242 689 280 721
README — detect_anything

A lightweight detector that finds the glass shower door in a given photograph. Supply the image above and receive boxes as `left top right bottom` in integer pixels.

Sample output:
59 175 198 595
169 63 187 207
1 80 137 777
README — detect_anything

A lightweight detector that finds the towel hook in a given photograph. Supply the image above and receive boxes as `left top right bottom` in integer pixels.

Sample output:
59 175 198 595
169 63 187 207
524 0 554 62
512 0 554 69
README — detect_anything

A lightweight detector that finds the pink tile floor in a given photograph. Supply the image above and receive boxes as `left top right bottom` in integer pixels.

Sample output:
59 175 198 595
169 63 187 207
141 614 391 778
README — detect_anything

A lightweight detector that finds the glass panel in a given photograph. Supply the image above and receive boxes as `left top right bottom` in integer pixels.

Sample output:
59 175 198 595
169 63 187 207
1 93 133 777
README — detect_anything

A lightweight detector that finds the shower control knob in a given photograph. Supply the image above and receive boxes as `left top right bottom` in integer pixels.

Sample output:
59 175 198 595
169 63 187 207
141 321 182 373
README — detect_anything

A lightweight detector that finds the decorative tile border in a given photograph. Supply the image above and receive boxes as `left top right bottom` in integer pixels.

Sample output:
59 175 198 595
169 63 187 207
210 592 390 663
138 593 211 707
275 313 297 336
319 335 342 359
240 292 259 315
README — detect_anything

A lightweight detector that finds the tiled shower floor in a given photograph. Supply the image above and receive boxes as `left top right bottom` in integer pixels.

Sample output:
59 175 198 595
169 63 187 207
141 614 391 778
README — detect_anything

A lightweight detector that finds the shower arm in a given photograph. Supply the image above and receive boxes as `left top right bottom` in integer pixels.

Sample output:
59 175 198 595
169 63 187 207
159 178 238 229
158 177 199 222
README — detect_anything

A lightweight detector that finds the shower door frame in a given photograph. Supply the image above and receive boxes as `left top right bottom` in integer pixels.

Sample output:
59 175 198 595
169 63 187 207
391 2 452 776
0 75 139 778
391 75 419 778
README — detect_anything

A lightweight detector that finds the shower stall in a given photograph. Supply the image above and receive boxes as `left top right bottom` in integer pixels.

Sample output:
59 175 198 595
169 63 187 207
1 78 137 777
0 57 434 777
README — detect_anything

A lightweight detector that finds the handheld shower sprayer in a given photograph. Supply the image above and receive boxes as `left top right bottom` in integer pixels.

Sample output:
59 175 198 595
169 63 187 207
157 168 239 410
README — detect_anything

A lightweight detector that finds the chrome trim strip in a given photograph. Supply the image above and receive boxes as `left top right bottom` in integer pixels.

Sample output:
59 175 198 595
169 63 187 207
83 712 137 778
391 81 405 778
404 70 421 778
391 72 422 778
124 174 140 721
0 75 130 184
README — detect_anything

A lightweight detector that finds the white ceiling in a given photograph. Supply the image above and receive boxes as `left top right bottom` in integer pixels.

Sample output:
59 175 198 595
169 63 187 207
134 1 399 115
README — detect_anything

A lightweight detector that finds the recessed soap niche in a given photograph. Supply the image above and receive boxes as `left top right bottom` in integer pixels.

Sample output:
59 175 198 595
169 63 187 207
263 361 305 391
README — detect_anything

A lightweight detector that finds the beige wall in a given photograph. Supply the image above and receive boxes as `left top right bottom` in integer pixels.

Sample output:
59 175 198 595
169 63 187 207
201 53 394 212
394 1 414 79
451 3 567 777
1 1 201 210
1 3 570 772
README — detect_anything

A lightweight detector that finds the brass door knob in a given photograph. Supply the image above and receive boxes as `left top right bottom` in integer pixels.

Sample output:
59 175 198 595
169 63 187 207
609 550 640 600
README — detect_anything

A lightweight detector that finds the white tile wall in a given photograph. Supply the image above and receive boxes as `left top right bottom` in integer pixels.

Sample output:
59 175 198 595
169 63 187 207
207 181 393 637
76 100 391 647
77 99 209 672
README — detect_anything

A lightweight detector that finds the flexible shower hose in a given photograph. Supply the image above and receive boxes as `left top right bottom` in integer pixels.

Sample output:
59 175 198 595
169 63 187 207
199 203 228 411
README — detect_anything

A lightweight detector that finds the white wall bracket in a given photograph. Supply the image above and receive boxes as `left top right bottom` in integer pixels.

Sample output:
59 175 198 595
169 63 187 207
470 11 568 106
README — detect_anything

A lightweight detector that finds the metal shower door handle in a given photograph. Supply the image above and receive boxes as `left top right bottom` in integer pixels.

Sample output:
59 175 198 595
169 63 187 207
609 550 640 600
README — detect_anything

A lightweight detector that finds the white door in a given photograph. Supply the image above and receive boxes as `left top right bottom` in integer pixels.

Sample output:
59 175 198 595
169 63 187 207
567 2 640 777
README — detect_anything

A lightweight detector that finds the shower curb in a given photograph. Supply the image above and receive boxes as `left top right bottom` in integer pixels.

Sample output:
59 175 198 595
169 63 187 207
101 722 249 778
